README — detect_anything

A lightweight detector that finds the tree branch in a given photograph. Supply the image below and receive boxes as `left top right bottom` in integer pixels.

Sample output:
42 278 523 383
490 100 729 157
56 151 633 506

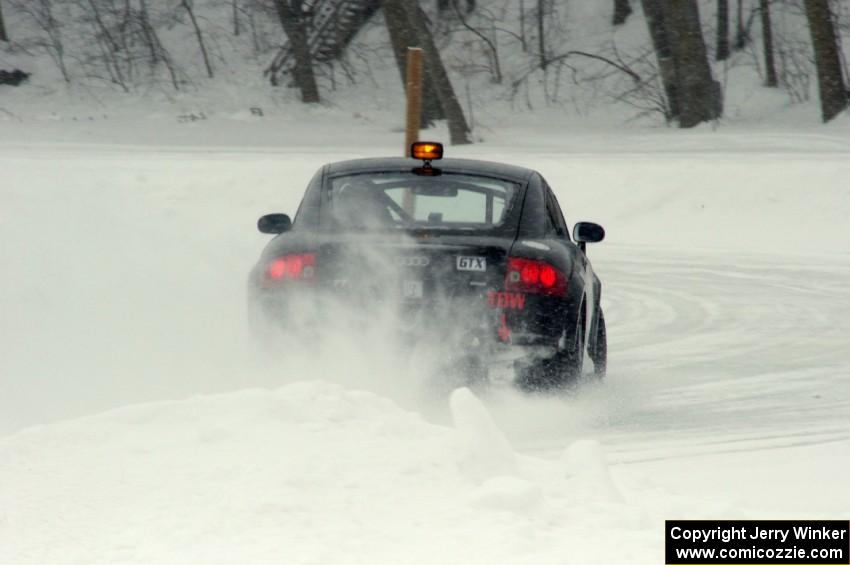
547 50 641 83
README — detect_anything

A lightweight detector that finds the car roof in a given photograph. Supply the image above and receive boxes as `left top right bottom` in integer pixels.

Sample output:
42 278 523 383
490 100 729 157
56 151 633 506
324 157 536 183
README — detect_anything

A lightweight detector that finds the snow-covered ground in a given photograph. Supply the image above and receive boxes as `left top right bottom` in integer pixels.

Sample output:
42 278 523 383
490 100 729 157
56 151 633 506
1 118 849 564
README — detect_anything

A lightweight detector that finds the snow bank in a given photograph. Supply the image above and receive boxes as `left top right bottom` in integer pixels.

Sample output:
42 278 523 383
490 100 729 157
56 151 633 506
0 381 657 565
563 439 624 504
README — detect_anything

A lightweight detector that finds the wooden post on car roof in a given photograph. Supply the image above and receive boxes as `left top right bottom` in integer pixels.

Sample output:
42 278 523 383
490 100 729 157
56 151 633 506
404 47 423 157
403 47 423 215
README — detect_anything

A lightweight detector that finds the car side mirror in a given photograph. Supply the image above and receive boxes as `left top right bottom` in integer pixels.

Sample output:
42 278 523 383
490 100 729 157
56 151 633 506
258 213 292 234
573 222 605 252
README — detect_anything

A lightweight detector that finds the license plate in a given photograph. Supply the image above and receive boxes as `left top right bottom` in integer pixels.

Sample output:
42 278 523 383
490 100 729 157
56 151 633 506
456 256 487 272
402 280 424 299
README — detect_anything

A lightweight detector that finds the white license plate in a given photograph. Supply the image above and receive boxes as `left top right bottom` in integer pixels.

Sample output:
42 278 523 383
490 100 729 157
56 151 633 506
402 280 424 299
456 256 487 272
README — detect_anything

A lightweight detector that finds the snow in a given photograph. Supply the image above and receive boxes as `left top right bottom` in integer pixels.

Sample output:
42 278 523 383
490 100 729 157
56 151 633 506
0 380 658 565
563 440 624 504
450 387 518 481
1 116 850 563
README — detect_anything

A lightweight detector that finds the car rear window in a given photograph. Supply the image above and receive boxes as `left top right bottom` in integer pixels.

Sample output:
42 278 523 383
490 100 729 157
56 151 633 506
327 172 519 232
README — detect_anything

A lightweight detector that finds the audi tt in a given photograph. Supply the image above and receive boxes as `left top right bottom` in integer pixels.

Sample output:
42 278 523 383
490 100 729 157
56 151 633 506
247 142 606 390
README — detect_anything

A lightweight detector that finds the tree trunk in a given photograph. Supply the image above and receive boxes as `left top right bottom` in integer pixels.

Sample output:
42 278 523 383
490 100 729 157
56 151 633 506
613 0 632 26
640 0 680 119
182 0 214 78
804 0 847 122
519 0 527 51
87 0 128 89
139 0 160 65
389 0 471 144
734 0 747 49
645 0 721 127
272 0 320 103
716 0 730 60
760 0 777 87
0 0 8 42
662 0 722 127
384 0 444 125
537 0 547 70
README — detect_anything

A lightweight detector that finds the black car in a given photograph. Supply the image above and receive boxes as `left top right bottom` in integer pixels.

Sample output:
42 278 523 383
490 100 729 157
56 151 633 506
248 143 606 390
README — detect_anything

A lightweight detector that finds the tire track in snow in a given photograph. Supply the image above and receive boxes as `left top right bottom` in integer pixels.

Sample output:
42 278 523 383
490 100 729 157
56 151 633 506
500 248 850 463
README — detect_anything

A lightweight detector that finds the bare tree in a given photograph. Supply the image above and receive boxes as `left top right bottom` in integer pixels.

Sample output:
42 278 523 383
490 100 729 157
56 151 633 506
272 0 319 103
804 0 847 121
81 0 129 91
438 0 473 13
181 0 214 78
134 0 158 66
537 0 547 70
760 0 777 87
0 0 9 42
406 0 471 143
384 0 444 125
450 0 501 83
613 0 632 26
138 5 182 91
716 0 730 60
386 0 471 144
14 0 70 82
643 0 721 126
664 0 722 126
734 0 747 49
640 0 680 119
518 0 527 51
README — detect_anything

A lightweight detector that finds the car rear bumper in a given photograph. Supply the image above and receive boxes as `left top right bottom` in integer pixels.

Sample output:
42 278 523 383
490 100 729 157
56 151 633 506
248 285 561 362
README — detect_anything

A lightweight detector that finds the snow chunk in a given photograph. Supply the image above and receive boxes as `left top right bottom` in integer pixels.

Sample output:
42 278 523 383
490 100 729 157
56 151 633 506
450 387 518 481
468 476 542 512
563 439 624 503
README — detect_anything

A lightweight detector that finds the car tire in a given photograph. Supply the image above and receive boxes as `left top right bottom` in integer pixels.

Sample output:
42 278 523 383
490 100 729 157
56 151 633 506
589 309 607 379
516 316 584 392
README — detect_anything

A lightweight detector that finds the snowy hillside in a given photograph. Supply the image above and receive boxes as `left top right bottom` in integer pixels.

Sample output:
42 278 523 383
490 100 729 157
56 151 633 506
1 120 849 563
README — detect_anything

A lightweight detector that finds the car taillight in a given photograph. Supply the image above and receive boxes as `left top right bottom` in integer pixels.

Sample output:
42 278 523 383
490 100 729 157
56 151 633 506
265 253 316 282
505 257 567 297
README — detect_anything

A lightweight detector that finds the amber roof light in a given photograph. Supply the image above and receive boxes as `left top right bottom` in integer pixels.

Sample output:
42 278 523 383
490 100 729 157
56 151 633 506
411 142 443 161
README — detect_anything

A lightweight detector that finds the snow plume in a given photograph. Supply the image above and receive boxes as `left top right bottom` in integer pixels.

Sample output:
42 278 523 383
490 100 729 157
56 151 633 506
250 235 486 410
